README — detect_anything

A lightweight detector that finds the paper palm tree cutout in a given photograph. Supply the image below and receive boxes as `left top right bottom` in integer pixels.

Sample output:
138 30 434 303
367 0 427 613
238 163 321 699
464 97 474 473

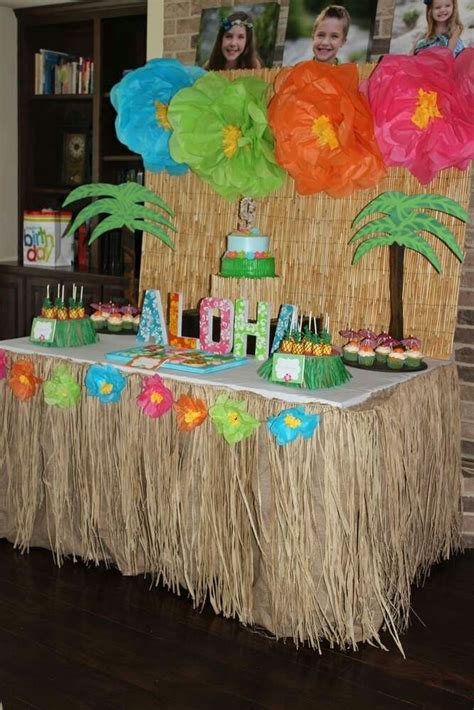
349 191 467 339
63 182 177 248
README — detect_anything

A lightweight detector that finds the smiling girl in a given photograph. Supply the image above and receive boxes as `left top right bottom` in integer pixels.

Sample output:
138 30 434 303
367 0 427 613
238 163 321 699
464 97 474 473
204 12 262 70
414 0 464 57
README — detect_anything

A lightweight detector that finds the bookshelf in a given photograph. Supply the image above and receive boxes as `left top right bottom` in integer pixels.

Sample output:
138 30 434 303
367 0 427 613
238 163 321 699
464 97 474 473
0 0 147 338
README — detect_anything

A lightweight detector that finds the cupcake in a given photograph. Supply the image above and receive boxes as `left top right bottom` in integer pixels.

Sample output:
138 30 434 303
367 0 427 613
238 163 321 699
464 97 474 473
387 347 406 370
122 313 134 332
405 347 423 369
132 315 141 333
342 340 359 363
107 314 123 333
375 344 391 365
90 311 106 331
358 344 375 367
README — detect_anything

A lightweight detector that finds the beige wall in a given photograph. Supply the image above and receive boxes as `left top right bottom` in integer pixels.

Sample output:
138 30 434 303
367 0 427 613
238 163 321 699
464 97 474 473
147 0 164 58
0 7 18 261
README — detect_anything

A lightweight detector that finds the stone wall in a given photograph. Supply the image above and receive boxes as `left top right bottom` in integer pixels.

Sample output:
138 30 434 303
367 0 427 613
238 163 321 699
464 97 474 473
456 181 474 548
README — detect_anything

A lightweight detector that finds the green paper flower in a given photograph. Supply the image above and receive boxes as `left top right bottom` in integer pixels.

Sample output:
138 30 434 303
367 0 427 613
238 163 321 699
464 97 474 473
209 394 260 445
168 72 286 202
44 365 81 408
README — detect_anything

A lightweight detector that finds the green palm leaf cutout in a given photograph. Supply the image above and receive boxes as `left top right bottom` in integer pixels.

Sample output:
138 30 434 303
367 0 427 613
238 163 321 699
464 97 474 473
398 194 469 222
352 192 406 226
128 204 177 233
395 232 442 272
349 216 395 244
352 236 394 264
130 220 175 249
63 183 123 204
67 198 120 237
409 213 464 262
89 215 126 245
62 181 176 250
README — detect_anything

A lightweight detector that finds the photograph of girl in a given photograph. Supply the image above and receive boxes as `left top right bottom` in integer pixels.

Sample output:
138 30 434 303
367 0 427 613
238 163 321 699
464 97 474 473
389 0 473 56
196 3 280 70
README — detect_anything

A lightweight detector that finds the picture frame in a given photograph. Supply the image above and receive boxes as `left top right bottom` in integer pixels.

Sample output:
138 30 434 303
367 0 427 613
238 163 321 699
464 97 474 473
60 129 90 187
195 3 280 70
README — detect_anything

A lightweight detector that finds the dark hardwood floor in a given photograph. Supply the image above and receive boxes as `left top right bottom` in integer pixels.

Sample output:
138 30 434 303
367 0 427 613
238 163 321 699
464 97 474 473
0 540 472 710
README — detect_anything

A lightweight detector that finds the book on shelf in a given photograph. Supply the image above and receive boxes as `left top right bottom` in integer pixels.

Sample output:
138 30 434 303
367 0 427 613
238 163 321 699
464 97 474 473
34 49 94 96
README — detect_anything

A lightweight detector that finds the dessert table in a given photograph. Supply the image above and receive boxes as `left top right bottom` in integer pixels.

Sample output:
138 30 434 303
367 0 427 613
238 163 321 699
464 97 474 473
0 336 462 653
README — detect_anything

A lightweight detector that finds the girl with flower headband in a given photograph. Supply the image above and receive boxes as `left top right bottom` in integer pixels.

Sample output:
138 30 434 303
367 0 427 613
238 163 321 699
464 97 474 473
204 11 263 70
413 0 464 57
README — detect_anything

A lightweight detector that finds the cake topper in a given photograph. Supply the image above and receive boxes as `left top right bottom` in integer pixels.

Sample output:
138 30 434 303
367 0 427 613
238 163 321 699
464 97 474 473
238 196 257 231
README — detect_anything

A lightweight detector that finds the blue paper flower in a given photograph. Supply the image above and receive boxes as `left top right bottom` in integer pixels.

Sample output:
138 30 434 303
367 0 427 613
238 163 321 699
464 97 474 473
85 364 127 404
267 407 320 446
110 58 206 176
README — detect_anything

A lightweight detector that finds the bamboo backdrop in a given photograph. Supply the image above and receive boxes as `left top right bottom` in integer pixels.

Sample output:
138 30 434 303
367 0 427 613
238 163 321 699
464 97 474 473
140 66 471 360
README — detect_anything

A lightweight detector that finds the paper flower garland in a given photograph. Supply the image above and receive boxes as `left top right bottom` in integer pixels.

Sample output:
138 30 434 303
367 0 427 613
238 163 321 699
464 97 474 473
168 72 286 201
0 350 7 380
43 365 81 408
85 364 127 404
268 61 386 197
174 394 208 432
362 49 474 184
209 394 260 445
8 361 42 401
110 58 206 176
137 374 174 418
267 407 320 446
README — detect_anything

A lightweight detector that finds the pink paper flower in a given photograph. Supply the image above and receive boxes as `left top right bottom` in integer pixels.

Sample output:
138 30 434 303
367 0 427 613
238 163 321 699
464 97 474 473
136 374 173 418
0 350 7 380
362 49 474 184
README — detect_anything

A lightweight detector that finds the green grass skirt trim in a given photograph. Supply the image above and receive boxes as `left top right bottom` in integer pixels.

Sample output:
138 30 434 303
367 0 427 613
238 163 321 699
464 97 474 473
258 354 352 389
31 319 98 348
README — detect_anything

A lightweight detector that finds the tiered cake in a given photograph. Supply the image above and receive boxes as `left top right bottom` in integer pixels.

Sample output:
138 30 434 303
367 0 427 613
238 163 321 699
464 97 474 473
220 226 275 278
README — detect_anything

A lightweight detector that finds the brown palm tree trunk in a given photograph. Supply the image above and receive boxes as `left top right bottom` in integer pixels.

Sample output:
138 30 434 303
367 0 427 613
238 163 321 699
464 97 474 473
389 244 404 340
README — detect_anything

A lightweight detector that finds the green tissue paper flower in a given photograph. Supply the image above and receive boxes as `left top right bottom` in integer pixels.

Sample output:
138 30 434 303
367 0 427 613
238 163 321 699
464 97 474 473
209 394 260 445
168 72 286 202
44 365 81 408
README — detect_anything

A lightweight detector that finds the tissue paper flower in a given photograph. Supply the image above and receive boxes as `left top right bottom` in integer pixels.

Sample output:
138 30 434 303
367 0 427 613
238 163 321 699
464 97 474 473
268 61 386 197
267 407 320 446
137 374 173 418
0 350 8 380
173 394 208 432
43 365 81 408
362 49 474 184
8 361 42 401
85 363 127 404
110 58 206 175
168 72 286 201
209 394 260 445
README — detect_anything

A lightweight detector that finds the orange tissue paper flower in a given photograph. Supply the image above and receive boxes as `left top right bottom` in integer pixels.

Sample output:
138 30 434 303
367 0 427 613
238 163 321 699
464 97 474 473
173 394 208 432
8 360 43 401
268 61 386 197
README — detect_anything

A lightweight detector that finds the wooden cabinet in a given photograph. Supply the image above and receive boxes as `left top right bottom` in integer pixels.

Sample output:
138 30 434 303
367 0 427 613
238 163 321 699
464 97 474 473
14 0 147 300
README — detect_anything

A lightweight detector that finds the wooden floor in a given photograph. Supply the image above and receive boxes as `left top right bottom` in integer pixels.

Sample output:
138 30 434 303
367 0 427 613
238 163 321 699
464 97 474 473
0 540 472 710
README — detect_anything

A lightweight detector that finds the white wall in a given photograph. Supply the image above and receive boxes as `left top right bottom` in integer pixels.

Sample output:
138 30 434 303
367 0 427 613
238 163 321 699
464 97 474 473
0 7 18 261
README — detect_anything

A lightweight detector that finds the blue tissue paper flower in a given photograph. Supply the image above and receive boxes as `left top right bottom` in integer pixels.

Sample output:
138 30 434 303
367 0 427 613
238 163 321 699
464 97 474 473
110 58 206 176
85 363 127 404
267 407 320 446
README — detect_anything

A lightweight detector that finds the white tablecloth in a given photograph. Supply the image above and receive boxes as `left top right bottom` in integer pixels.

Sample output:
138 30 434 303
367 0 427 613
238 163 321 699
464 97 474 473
0 335 448 408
